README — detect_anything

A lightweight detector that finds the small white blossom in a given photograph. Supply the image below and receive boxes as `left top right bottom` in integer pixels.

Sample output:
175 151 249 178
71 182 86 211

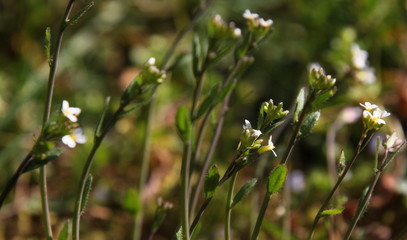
259 18 273 28
258 135 277 156
243 119 262 137
62 128 87 148
233 28 242 37
62 100 81 122
351 43 368 69
147 57 156 65
243 9 259 20
360 102 378 112
355 67 376 84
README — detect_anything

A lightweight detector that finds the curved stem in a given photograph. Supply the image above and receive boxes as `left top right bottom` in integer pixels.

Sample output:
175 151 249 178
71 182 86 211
39 1 76 238
250 192 271 240
307 129 369 240
72 107 123 240
225 173 237 240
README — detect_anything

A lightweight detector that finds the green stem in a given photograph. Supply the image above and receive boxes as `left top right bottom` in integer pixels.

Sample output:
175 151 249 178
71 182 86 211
72 106 124 240
180 142 192 240
132 103 154 240
39 1 76 238
225 173 237 240
250 192 271 240
307 129 369 240
343 150 388 240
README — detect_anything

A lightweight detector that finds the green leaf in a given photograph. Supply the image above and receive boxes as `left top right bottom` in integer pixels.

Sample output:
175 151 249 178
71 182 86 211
215 81 236 105
374 136 381 171
95 96 111 138
195 85 219 120
293 88 305 123
338 149 346 175
320 207 344 217
175 106 192 142
231 178 257 208
58 220 71 240
311 87 337 111
44 27 51 65
267 165 287 195
175 227 183 240
123 189 141 215
80 174 93 214
24 147 65 173
204 165 220 199
300 111 320 137
192 34 202 77
68 1 95 26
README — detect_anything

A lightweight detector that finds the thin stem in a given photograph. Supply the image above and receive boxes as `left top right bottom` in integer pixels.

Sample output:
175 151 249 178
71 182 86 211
307 129 369 240
343 171 381 240
250 192 271 240
180 142 192 240
343 150 388 240
72 107 124 240
225 173 237 240
132 103 154 240
39 1 76 238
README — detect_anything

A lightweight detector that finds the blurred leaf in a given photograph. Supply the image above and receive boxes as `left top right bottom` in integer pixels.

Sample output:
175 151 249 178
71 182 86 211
338 149 346 175
216 81 236 105
192 34 202 77
24 147 65 173
267 165 287 195
300 111 320 137
204 165 220 199
321 208 344 217
195 85 219 120
44 27 51 65
95 96 111 138
80 174 93 214
293 87 305 123
123 189 141 215
311 87 337 111
68 1 95 26
374 136 381 171
176 106 192 142
231 178 257 208
58 220 71 240
175 227 183 240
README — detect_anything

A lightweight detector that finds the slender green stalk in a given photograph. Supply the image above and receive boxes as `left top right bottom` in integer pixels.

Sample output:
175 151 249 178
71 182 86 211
180 142 192 240
343 171 381 240
250 192 271 240
72 106 124 240
307 129 370 240
225 173 238 240
39 1 76 238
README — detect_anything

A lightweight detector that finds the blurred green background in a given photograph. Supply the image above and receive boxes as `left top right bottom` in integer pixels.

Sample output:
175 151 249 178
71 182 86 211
0 0 406 239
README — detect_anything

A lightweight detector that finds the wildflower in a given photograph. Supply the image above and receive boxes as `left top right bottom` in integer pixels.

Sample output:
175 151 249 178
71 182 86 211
62 100 81 122
233 28 242 37
243 9 259 21
259 18 273 28
384 132 404 152
309 66 336 91
258 135 277 156
351 44 368 69
258 99 289 131
243 120 262 137
360 102 390 130
239 120 262 151
62 128 87 148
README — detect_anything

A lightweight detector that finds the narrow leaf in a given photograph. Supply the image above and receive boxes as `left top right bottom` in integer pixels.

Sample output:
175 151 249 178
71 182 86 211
24 147 65 173
44 27 51 65
68 1 95 26
175 227 183 240
300 111 320 137
216 81 236 105
95 96 111 138
195 85 219 120
58 220 71 240
204 165 220 199
175 106 191 142
321 207 344 217
267 165 287 195
311 87 337 111
293 88 305 123
80 174 93 214
374 136 381 171
192 34 201 77
231 178 257 208
338 149 346 175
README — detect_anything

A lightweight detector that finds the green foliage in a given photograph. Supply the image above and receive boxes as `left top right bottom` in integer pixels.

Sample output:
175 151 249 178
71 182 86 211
175 106 192 142
267 165 287 195
299 111 320 137
58 220 71 240
123 189 141 215
320 208 344 217
293 88 305 123
80 174 93 214
231 178 257 208
204 165 220 199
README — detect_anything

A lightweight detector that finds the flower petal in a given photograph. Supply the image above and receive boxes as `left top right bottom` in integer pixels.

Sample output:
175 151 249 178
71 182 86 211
62 135 76 148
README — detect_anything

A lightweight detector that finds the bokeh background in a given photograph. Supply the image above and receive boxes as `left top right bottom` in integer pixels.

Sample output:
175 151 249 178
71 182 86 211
0 0 406 239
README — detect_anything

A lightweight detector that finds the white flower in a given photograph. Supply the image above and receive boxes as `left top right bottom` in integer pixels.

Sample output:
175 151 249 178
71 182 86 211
308 62 322 73
243 9 259 20
147 57 156 65
62 128 87 148
351 43 368 69
243 119 262 137
363 109 390 125
258 135 277 156
233 28 242 37
360 102 378 112
259 18 273 28
62 100 81 122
